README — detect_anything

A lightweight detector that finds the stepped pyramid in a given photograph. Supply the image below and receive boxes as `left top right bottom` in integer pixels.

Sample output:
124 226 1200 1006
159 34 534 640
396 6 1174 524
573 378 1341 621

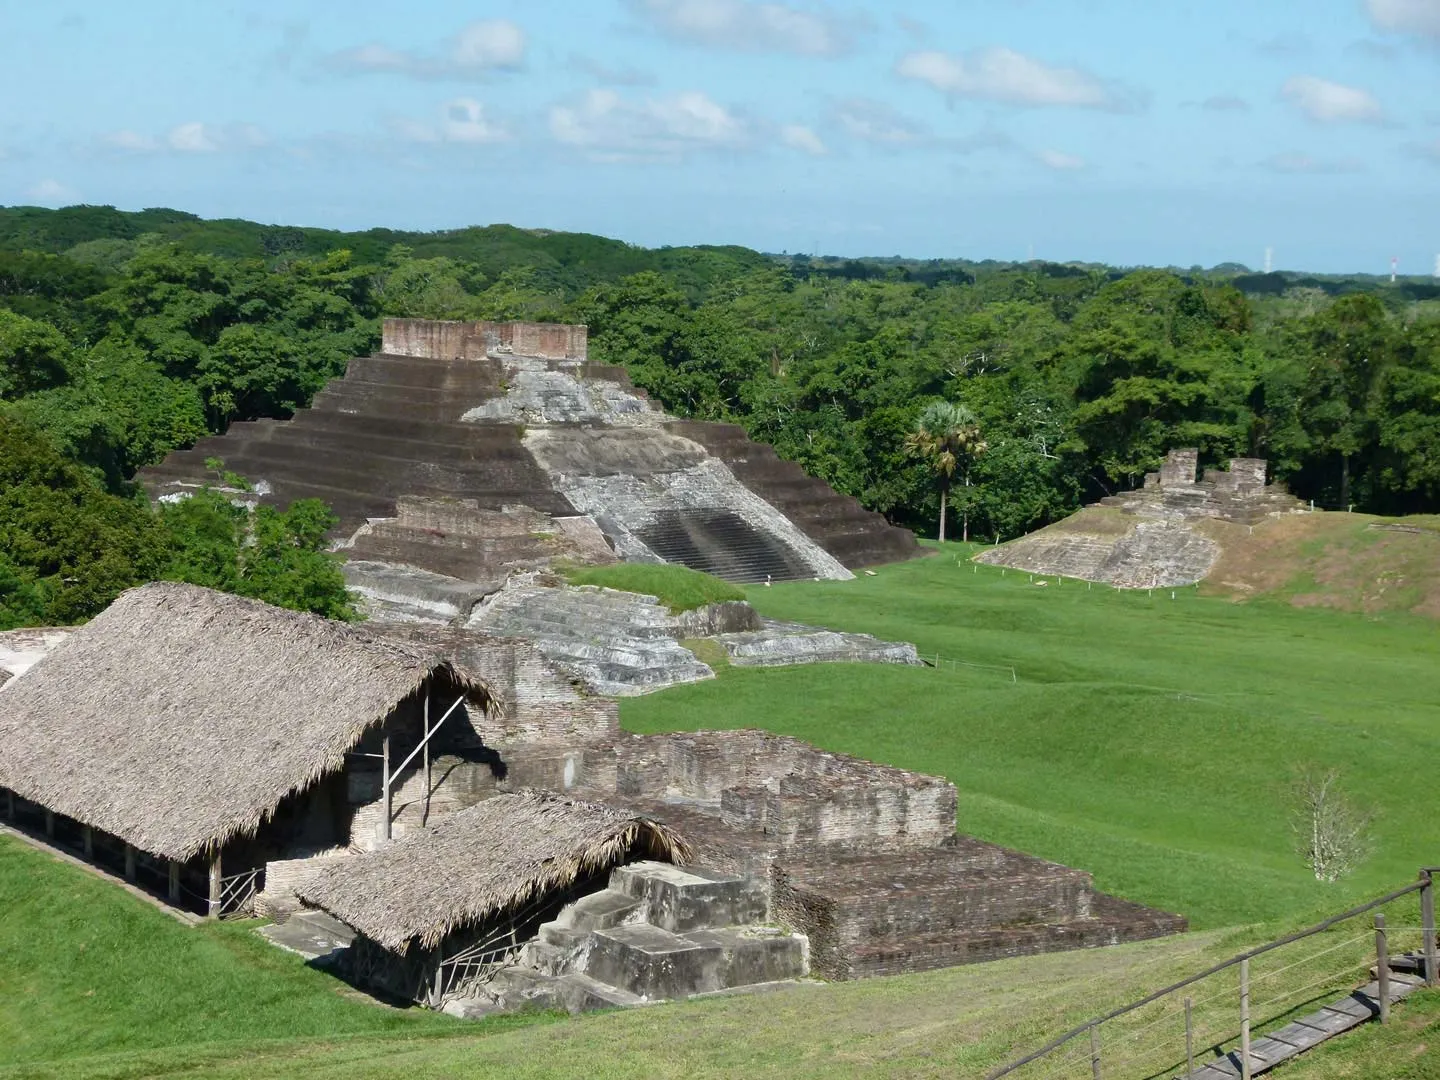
140 319 919 608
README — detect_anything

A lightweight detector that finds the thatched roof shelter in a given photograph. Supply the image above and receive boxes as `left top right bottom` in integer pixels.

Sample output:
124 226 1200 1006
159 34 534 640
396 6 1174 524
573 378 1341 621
0 582 490 862
298 790 691 951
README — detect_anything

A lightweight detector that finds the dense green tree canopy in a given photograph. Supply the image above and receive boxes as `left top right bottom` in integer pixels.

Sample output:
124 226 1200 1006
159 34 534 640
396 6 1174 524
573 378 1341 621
0 202 1437 631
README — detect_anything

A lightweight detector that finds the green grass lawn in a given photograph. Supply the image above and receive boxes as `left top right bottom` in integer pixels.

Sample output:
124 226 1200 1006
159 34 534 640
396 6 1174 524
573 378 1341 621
561 562 746 612
4 541 1439 1077
624 544 1440 929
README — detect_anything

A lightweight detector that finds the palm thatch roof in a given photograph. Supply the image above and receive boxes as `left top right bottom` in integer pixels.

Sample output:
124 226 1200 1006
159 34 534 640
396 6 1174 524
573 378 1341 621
298 790 691 951
0 582 490 862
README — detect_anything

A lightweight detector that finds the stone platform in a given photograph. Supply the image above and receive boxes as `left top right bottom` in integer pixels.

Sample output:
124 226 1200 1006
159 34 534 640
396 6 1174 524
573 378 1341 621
977 449 1306 588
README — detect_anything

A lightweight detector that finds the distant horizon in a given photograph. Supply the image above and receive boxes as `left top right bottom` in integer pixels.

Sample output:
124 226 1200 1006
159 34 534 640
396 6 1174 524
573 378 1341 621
7 198 1437 281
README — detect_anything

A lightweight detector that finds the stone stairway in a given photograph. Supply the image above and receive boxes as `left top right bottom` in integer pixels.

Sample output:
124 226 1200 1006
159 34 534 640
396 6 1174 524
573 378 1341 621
636 508 815 584
667 421 921 570
446 860 809 1016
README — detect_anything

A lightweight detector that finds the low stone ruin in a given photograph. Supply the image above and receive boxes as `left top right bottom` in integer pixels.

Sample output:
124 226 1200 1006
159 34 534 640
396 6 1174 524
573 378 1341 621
257 687 1185 1011
976 449 1306 587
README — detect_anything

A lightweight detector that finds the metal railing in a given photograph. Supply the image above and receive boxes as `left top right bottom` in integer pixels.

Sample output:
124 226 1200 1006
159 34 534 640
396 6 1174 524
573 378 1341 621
989 868 1438 1080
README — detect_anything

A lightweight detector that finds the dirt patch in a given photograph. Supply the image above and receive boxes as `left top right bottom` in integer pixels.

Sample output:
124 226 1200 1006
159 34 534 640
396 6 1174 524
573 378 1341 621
1202 512 1440 616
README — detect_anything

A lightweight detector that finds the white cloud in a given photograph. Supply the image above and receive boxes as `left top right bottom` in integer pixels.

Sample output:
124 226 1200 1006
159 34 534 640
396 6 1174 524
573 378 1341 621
326 19 526 78
1036 148 1085 170
1281 75 1385 123
896 47 1142 111
832 98 926 144
98 122 266 155
25 179 78 205
627 0 854 56
1367 0 1440 39
1261 150 1365 174
780 124 827 155
549 89 750 160
167 121 220 152
394 98 511 144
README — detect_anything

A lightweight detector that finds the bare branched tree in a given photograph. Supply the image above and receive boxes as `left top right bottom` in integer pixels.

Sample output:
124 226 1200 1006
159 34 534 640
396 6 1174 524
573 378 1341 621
1289 766 1375 883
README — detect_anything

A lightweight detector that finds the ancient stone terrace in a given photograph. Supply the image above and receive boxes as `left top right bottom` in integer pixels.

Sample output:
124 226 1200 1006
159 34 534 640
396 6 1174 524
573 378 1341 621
138 319 920 598
453 728 1186 982
976 449 1307 588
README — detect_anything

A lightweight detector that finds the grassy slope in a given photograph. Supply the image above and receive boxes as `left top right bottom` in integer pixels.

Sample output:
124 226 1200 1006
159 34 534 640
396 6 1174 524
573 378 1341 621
560 563 745 613
0 837 475 1069
625 544 1440 929
5 542 1440 1077
0 836 1242 1079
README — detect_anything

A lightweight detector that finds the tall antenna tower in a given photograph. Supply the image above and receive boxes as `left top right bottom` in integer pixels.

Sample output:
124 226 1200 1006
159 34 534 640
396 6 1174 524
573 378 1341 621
1434 253 1439 279
1391 256 1398 283
1263 247 1273 274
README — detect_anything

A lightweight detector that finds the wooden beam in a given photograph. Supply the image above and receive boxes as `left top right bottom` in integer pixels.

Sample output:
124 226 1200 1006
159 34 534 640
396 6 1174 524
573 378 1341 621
422 683 431 826
381 730 392 842
167 861 181 904
124 844 136 882
208 855 223 919
82 826 93 860
43 809 54 838
3 788 13 821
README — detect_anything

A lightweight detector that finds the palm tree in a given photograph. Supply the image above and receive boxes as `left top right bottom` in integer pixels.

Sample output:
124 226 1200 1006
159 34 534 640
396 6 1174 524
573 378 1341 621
906 401 987 543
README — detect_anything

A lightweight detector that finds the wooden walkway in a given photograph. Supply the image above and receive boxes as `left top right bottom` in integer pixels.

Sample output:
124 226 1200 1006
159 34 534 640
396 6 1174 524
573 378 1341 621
1180 968 1426 1078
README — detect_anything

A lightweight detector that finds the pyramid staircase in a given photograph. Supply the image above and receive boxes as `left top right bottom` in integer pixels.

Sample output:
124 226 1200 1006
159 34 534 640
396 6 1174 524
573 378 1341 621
446 860 809 1016
138 333 922 590
668 421 920 569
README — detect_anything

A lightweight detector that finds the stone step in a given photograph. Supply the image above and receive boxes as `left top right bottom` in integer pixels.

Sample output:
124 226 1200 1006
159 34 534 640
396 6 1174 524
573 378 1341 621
585 922 806 1000
611 861 769 932
556 887 643 932
555 971 647 1012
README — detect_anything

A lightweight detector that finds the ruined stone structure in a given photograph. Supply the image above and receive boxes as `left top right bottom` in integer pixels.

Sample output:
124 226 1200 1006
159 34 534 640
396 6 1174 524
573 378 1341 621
138 320 919 609
976 449 1306 588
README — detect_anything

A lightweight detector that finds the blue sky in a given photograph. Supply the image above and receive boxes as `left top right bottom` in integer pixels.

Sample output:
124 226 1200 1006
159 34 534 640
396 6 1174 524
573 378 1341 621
1 0 1437 272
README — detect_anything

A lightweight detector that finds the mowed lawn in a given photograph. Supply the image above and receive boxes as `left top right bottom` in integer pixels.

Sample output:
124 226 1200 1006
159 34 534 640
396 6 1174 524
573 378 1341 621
4 541 1439 1077
625 543 1440 929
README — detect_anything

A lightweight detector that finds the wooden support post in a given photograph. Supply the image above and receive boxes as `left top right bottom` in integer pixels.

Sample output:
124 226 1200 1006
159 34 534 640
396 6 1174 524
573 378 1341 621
124 844 136 882
208 854 223 919
422 684 431 825
381 730 392 842
43 809 54 838
1089 1025 1101 1080
82 826 93 860
1376 913 1390 1024
1422 872 1437 989
1185 996 1194 1078
3 788 13 821
167 861 181 904
1240 957 1251 1080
